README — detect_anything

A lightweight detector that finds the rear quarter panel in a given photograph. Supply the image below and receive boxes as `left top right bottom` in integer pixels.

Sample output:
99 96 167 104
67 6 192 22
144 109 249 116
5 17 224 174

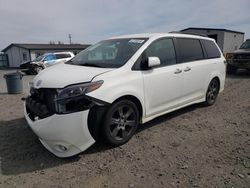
207 57 226 93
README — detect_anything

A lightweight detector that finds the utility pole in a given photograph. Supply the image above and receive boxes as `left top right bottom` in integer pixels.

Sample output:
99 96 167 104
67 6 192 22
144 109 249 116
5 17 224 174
68 34 72 45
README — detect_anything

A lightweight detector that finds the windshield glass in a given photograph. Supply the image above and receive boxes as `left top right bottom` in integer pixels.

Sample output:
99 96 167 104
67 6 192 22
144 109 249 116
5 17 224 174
67 38 148 68
33 55 45 62
240 40 250 49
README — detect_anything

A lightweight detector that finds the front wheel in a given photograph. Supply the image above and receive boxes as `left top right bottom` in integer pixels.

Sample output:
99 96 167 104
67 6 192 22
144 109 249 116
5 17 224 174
204 78 220 106
102 100 139 146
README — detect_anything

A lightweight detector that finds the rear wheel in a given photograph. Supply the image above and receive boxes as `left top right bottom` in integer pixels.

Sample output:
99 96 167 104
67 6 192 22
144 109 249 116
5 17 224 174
227 64 237 74
102 100 139 146
204 78 220 106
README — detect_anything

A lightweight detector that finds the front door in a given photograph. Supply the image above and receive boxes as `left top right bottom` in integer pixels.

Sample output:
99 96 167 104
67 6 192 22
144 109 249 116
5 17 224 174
142 38 183 118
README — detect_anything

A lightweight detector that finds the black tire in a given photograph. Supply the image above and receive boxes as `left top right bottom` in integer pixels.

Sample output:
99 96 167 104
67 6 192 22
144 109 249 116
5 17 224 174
102 100 139 146
27 69 36 75
227 64 237 74
88 106 108 141
204 78 220 106
33 65 43 74
20 70 31 75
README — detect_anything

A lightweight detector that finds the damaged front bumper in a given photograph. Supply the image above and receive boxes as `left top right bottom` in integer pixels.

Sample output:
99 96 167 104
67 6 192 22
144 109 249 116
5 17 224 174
24 103 95 157
23 86 109 157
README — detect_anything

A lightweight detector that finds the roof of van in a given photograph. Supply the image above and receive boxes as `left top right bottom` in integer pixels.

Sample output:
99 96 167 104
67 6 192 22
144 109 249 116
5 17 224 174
109 33 212 40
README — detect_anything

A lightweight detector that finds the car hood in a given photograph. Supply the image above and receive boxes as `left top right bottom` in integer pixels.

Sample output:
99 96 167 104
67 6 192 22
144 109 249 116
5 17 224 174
32 63 114 89
232 49 250 54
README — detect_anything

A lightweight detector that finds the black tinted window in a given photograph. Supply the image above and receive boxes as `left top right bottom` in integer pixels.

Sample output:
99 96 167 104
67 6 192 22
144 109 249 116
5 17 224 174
202 40 221 58
146 38 176 66
66 53 72 58
176 38 204 62
55 54 71 59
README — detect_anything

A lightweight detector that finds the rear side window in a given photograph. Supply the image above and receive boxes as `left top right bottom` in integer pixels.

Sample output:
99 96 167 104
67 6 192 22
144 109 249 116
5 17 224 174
202 40 221 58
176 38 204 63
55 54 71 59
65 53 72 58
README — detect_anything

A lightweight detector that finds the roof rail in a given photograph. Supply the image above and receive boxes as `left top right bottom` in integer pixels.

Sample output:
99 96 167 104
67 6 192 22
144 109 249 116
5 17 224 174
169 31 208 37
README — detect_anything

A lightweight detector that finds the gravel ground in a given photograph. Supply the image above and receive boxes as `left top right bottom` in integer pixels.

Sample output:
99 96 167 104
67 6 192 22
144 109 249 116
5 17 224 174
0 69 249 188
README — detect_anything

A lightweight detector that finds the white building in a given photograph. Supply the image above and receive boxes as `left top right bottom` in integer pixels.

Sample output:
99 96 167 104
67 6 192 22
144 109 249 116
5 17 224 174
181 27 244 54
1 43 90 67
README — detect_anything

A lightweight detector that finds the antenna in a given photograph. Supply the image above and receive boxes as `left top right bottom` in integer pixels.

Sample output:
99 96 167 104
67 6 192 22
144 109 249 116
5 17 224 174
68 34 72 44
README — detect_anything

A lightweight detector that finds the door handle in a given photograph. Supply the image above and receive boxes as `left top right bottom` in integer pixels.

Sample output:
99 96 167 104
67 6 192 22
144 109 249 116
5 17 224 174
174 68 182 74
184 67 191 72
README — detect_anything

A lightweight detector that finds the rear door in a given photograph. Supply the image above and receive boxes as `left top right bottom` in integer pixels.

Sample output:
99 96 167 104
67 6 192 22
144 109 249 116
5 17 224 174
175 38 210 103
141 38 184 117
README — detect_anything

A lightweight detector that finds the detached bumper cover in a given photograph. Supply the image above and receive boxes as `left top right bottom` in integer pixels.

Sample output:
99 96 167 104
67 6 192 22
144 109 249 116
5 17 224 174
24 104 95 157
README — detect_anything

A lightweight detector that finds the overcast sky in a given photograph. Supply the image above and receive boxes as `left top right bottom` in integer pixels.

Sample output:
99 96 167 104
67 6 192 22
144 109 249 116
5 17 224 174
0 0 249 50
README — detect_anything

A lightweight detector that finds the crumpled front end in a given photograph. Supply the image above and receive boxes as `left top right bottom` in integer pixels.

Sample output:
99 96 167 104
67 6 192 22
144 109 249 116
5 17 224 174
24 86 108 158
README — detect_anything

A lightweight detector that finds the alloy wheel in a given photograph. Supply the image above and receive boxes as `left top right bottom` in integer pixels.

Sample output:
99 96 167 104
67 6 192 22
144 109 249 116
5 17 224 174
108 105 137 141
206 79 219 105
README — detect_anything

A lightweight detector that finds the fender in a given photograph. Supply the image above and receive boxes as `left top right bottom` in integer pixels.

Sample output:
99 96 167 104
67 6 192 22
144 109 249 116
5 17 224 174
87 67 146 118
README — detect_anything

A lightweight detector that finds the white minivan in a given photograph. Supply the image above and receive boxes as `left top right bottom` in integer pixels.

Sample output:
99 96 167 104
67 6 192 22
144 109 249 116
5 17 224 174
24 33 226 157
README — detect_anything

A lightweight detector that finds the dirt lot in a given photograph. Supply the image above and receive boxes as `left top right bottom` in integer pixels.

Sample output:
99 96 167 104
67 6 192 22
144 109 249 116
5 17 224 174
0 69 249 188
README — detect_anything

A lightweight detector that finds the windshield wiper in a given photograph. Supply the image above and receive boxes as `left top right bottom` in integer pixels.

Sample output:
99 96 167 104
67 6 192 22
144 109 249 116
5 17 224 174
66 60 103 67
78 63 103 68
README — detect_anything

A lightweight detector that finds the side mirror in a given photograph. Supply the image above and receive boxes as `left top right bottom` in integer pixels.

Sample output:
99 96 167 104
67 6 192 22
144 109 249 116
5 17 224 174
148 57 160 68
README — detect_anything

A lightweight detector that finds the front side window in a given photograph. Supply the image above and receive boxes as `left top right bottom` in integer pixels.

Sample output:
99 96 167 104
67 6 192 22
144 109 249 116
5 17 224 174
176 38 204 63
145 38 176 66
68 38 148 68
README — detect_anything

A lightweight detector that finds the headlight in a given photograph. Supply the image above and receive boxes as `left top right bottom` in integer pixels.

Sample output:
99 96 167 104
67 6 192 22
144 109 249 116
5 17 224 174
57 80 103 101
226 53 234 59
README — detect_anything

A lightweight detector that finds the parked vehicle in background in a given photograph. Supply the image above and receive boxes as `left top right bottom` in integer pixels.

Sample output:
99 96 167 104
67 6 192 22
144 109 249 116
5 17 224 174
226 39 250 74
24 33 226 157
20 52 74 74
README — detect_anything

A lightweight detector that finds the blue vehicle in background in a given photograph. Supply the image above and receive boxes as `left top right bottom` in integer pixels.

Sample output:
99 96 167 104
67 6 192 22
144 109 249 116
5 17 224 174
20 52 74 74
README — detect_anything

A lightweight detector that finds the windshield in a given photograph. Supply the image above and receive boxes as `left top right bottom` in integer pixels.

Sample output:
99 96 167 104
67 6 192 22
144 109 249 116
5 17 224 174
240 40 250 49
67 38 148 68
33 55 45 62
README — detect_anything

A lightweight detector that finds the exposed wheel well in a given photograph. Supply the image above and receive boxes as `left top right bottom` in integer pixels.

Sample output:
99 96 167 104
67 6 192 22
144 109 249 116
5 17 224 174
87 95 143 141
113 95 143 121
